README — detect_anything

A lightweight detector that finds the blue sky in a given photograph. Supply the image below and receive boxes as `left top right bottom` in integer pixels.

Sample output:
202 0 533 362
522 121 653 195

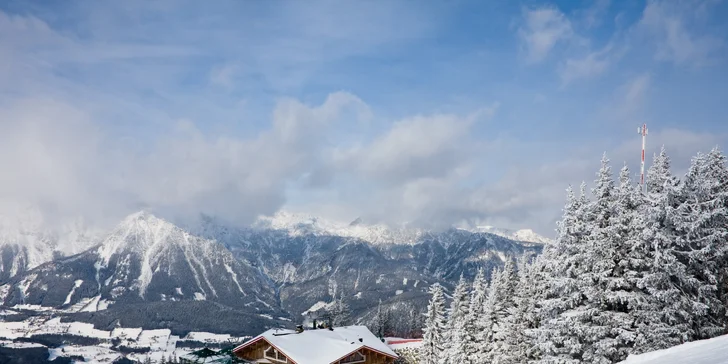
1 0 727 235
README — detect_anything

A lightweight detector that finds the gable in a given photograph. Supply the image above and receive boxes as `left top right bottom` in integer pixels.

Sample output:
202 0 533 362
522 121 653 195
332 346 398 364
234 337 297 364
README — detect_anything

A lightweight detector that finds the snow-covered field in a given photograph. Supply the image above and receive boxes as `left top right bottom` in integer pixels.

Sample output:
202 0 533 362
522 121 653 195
0 309 250 362
619 334 728 364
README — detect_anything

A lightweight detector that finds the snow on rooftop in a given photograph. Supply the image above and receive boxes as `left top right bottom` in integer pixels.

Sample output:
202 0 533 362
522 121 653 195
184 332 237 343
0 340 46 349
385 337 423 350
48 345 121 362
236 325 397 364
619 334 728 364
111 327 143 340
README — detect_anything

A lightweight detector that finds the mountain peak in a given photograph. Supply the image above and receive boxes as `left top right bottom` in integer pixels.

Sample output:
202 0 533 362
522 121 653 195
97 211 181 264
122 210 158 223
468 225 550 244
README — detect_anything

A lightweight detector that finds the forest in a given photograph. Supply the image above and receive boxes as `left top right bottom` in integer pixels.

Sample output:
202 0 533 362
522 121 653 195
420 147 728 364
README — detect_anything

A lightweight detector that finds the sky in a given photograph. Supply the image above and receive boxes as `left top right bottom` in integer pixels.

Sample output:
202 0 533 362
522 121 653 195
1 0 727 236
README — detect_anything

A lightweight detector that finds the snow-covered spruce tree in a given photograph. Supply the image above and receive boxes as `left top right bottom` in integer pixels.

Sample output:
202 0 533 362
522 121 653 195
567 153 625 364
580 164 656 362
467 268 488 358
523 252 549 363
482 258 517 363
475 267 499 362
499 253 539 364
330 291 351 327
443 275 473 364
373 300 392 339
637 146 694 351
421 283 447 364
669 148 728 339
533 184 592 364
694 147 728 335
402 305 425 338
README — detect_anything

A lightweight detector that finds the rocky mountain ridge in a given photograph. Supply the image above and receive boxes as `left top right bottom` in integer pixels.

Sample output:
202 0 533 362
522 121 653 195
0 210 544 336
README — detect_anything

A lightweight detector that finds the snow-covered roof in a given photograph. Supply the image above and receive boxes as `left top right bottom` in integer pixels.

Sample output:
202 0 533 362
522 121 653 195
234 325 397 364
619 334 728 364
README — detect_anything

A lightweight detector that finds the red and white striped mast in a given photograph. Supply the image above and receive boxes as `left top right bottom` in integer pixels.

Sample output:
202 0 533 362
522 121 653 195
637 123 648 193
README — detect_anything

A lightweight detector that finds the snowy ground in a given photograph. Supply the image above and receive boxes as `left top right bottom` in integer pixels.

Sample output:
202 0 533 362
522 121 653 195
619 334 728 364
0 307 249 362
385 337 423 350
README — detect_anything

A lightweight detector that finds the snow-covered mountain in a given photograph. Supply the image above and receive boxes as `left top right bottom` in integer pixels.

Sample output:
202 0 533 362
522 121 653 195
253 211 427 245
1 212 280 316
465 225 552 245
195 212 543 325
0 209 543 336
0 207 99 281
253 211 551 246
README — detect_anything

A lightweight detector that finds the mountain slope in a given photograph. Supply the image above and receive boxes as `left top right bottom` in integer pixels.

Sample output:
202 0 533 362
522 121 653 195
0 207 98 282
1 210 544 336
193 214 543 322
1 212 281 316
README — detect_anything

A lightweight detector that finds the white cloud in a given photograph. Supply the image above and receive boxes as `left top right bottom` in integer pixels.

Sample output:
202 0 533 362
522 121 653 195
209 64 239 89
1 3 726 240
0 99 104 216
559 44 618 84
334 103 498 186
638 0 723 66
580 0 611 29
621 73 651 116
519 6 574 63
0 91 370 228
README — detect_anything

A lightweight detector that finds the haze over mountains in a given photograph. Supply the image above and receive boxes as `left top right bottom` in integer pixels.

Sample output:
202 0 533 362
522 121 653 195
0 208 545 335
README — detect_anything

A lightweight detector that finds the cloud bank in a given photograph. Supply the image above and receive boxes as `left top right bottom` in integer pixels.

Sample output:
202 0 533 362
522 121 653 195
0 0 727 237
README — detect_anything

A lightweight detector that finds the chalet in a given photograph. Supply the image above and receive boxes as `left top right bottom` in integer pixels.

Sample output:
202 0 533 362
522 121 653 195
232 325 398 364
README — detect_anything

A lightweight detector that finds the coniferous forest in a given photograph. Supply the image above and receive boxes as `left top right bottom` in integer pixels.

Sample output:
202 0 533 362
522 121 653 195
420 147 728 364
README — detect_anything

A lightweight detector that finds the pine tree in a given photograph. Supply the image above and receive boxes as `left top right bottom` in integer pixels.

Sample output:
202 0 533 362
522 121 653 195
373 300 392 339
637 147 694 351
476 267 499 363
500 253 539 363
694 147 728 335
582 165 655 362
421 283 447 364
573 154 621 364
443 275 472 364
482 258 517 363
534 184 591 364
466 267 487 361
330 291 351 327
670 148 728 339
669 153 714 339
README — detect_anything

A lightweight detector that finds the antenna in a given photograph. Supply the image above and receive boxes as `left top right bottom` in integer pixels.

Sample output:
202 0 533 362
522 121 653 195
637 124 648 193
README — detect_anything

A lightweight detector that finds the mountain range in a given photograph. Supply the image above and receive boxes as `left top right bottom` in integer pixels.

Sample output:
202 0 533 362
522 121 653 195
0 209 547 336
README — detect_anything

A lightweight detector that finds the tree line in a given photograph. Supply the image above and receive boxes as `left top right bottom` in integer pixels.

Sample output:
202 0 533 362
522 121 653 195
421 147 728 363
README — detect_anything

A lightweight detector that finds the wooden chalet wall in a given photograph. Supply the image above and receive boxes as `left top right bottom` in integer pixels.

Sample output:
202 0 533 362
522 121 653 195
234 338 293 363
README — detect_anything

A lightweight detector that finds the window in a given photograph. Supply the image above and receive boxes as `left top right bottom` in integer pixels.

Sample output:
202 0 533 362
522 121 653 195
264 346 288 363
340 351 365 364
